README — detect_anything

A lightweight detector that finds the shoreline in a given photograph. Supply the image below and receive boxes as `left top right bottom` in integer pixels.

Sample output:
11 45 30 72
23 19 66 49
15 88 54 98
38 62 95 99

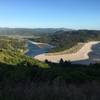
46 43 85 55
34 41 100 64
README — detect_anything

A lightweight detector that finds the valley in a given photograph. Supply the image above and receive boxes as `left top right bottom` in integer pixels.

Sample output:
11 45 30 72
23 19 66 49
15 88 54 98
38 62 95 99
1 29 100 65
0 29 100 99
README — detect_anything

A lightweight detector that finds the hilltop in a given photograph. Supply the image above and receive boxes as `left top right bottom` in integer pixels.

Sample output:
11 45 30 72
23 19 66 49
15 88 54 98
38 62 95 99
0 27 72 36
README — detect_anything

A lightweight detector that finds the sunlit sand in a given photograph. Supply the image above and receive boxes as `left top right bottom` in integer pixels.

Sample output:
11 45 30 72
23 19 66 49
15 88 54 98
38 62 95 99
34 41 100 63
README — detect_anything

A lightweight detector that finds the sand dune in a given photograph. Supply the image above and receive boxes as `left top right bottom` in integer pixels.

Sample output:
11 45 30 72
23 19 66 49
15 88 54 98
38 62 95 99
34 41 100 63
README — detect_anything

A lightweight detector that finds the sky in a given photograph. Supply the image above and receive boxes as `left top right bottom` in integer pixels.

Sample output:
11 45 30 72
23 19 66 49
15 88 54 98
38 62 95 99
0 0 100 30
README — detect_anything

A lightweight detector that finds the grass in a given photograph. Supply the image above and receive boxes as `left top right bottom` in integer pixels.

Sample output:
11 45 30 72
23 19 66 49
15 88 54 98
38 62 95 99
47 43 84 55
0 49 49 68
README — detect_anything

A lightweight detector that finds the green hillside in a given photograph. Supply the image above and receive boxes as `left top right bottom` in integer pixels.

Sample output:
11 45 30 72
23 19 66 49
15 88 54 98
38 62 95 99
0 37 48 68
33 30 100 52
0 49 48 68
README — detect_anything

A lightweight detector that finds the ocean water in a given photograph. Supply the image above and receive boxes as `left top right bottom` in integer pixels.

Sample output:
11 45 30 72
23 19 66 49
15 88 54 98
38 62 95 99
89 43 100 60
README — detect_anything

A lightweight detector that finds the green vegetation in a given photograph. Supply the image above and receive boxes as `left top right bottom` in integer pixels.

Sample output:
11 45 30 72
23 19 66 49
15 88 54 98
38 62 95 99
0 37 48 68
0 28 68 36
0 49 48 68
1 29 100 53
33 30 100 52
47 43 84 55
0 60 100 99
0 30 100 99
0 38 27 52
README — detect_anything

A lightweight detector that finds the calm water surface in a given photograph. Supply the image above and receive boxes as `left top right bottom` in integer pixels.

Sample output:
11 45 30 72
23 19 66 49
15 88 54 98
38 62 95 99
26 41 53 57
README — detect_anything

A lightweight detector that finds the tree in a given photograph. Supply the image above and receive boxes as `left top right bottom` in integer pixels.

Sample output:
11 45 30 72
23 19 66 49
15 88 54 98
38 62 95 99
45 59 49 63
59 58 64 64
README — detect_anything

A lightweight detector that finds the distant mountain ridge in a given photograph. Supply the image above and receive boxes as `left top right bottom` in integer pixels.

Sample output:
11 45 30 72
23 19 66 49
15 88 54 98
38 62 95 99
0 28 73 36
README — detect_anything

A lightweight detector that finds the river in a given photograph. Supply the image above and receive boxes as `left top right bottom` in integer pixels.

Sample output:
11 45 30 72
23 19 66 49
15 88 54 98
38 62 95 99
26 41 100 65
25 40 54 57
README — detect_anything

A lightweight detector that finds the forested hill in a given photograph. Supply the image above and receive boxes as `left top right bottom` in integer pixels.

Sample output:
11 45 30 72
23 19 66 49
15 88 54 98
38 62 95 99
33 30 100 52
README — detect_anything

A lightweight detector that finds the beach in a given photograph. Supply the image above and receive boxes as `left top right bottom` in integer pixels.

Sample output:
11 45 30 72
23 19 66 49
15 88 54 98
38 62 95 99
34 41 100 64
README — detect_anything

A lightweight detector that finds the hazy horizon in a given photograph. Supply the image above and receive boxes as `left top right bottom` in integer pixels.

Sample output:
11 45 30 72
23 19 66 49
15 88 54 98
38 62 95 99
0 27 100 30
